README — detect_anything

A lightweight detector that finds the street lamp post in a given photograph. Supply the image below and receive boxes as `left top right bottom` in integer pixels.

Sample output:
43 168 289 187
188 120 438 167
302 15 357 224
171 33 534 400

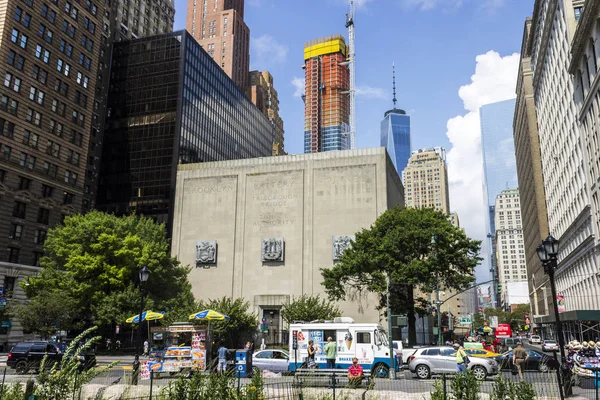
431 235 443 346
536 235 570 399
132 265 150 385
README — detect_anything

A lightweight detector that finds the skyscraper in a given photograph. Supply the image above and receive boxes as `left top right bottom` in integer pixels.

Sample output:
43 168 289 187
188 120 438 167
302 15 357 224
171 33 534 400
0 0 103 267
403 147 450 213
303 35 350 153
480 97 518 307
381 65 411 177
84 0 175 212
493 189 528 309
247 71 285 155
513 17 550 318
96 31 273 234
186 0 250 91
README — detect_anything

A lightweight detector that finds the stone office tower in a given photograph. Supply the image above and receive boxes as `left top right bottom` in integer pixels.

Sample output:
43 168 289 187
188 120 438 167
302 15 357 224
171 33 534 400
0 0 103 266
186 0 250 91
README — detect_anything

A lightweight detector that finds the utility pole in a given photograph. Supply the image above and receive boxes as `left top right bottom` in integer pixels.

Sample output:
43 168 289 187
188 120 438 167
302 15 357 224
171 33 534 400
432 235 442 345
386 275 396 379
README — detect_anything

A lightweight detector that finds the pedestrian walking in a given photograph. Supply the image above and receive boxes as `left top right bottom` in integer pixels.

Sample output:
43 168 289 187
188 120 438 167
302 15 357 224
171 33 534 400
453 343 468 373
143 340 149 356
307 340 317 368
512 342 528 381
217 342 228 376
325 336 336 368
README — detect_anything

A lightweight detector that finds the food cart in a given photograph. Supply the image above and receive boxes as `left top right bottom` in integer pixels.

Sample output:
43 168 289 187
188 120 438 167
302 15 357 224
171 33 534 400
146 322 208 376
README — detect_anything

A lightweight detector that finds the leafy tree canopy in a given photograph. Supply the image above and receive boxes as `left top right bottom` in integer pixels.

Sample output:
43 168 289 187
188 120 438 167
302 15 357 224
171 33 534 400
22 211 194 328
321 207 482 344
12 290 81 339
281 295 342 324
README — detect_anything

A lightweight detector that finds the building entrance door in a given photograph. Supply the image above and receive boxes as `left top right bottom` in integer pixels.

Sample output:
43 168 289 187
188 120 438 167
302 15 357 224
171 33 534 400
262 309 282 345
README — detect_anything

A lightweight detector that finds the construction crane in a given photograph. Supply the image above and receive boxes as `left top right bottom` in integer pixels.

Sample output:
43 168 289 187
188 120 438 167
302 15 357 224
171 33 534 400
345 0 356 150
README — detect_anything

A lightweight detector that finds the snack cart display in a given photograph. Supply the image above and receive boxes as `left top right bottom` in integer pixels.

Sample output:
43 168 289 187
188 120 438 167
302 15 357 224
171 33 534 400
145 322 207 376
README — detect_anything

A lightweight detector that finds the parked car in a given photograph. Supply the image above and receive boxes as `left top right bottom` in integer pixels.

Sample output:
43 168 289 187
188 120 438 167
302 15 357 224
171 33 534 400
542 340 559 352
7 341 96 374
463 348 502 361
252 349 289 372
530 335 542 344
407 346 499 380
498 349 559 372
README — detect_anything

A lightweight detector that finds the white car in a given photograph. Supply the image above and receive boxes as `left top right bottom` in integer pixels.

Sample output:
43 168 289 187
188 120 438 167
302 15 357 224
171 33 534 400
252 349 289 372
530 335 541 344
542 340 558 352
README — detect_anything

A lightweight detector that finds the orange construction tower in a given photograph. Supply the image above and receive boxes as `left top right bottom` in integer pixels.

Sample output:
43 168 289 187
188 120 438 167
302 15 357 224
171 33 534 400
303 35 350 153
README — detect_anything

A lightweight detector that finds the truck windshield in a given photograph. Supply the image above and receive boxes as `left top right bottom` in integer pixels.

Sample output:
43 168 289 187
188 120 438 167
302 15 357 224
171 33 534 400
377 330 388 346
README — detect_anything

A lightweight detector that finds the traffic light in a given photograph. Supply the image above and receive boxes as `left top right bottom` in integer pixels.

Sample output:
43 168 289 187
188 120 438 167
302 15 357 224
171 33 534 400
496 284 502 294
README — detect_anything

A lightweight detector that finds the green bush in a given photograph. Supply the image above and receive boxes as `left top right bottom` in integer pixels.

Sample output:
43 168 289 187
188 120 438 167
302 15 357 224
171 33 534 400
430 377 446 400
450 370 480 400
515 380 536 400
33 327 118 400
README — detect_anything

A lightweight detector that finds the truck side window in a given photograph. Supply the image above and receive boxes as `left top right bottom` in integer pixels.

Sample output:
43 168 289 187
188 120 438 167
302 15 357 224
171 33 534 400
356 332 371 344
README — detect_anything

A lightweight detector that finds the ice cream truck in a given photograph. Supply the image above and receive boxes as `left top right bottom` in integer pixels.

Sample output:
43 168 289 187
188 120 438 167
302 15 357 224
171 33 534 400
288 317 399 377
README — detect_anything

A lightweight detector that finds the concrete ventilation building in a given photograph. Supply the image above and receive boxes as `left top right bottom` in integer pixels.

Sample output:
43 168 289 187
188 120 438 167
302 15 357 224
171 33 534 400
303 35 350 153
513 17 551 322
381 64 411 177
403 147 449 213
246 71 285 156
96 31 273 234
186 0 250 91
493 189 528 310
83 0 175 211
527 0 595 339
0 0 104 343
170 148 403 337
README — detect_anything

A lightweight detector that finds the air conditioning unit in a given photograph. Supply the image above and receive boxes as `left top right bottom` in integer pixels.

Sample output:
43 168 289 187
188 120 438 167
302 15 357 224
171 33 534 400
333 317 355 324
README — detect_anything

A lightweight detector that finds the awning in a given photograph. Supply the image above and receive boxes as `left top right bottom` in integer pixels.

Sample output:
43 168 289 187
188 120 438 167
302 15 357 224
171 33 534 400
534 310 600 324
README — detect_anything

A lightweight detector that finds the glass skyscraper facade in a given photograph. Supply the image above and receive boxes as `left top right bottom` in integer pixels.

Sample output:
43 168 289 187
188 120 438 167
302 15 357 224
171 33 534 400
97 31 273 232
380 108 411 176
480 98 518 208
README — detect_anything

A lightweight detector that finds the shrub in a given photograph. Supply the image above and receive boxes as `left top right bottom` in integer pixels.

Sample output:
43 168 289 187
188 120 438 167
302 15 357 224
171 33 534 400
450 371 480 400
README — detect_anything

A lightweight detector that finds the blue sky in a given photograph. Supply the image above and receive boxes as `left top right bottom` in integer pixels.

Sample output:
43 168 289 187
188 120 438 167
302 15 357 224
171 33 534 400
172 0 534 282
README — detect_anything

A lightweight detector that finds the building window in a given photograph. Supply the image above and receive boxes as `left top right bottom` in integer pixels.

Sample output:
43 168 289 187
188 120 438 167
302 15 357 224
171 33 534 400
63 192 73 205
7 247 20 263
37 208 50 224
19 152 36 169
575 6 583 21
9 224 23 240
26 108 42 126
13 201 26 219
33 229 46 245
3 276 15 297
41 184 53 198
32 252 42 267
18 176 31 190
43 162 57 178
64 170 77 186
0 119 15 138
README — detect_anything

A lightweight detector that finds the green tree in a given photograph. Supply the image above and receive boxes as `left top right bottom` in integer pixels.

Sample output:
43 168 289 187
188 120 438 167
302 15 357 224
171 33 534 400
22 211 194 331
197 297 257 349
321 207 482 346
281 295 342 324
12 290 80 338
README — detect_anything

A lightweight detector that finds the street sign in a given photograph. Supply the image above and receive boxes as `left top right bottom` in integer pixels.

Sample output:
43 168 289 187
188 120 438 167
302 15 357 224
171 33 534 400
459 317 472 325
292 330 298 350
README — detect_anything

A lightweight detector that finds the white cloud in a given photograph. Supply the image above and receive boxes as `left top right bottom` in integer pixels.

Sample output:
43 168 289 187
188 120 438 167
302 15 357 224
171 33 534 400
291 77 305 98
251 35 288 70
445 50 519 281
356 85 387 99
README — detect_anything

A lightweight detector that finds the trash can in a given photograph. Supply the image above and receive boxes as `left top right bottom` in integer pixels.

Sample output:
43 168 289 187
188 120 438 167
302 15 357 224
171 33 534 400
235 349 254 377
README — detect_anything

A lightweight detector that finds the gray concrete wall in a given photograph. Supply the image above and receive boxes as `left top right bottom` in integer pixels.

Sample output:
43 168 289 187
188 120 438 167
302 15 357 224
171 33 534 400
171 148 404 324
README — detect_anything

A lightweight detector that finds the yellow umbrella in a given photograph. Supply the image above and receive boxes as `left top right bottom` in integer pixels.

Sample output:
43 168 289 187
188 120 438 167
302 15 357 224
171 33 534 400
188 309 230 321
126 310 165 324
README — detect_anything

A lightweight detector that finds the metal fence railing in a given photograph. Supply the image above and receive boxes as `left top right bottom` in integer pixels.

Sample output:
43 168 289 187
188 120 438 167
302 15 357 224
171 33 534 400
1 365 600 399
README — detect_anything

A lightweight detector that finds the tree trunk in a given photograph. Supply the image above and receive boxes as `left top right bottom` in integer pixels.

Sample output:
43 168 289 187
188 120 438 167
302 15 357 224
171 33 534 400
407 285 417 346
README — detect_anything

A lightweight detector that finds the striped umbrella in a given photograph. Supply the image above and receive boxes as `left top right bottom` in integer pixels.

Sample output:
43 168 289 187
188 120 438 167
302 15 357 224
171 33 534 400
126 310 165 324
189 309 230 321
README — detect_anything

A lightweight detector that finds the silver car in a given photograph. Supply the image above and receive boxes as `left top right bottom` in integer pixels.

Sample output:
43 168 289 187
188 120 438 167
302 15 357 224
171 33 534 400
407 346 499 380
252 349 289 372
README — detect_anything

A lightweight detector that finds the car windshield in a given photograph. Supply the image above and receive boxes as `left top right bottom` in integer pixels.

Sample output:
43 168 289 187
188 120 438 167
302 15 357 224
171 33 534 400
376 330 388 346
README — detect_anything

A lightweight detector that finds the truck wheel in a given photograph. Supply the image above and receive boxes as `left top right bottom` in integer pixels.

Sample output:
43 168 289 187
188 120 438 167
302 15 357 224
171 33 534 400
373 363 389 378
15 361 28 374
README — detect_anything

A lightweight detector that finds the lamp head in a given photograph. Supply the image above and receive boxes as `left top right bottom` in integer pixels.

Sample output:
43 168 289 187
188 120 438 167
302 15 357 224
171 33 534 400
536 244 549 263
139 266 150 283
543 235 559 257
